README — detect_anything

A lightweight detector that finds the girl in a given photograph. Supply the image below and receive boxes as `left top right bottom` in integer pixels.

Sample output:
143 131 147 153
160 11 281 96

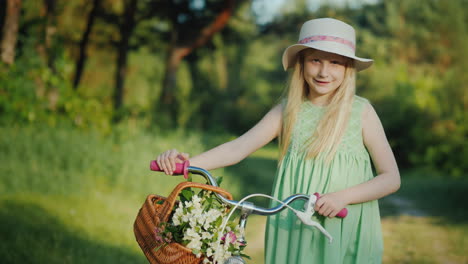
156 18 400 263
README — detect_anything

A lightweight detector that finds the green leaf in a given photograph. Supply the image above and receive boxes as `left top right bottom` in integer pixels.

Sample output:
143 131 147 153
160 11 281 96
180 189 193 203
215 216 223 227
240 253 251 260
154 242 167 252
228 244 236 251
205 197 213 210
216 176 223 186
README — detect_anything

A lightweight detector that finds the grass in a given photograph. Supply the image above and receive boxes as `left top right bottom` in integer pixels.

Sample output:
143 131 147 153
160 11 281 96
382 215 468 264
0 123 258 263
379 177 468 264
0 194 145 263
1 124 467 263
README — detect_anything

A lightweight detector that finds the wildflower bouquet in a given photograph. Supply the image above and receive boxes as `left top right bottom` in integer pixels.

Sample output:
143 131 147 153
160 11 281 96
154 185 247 264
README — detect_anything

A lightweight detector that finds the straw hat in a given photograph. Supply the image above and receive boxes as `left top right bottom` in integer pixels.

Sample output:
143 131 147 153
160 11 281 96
282 18 373 71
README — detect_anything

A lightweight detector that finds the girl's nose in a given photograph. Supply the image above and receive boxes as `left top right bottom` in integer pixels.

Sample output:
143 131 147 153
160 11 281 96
318 63 329 77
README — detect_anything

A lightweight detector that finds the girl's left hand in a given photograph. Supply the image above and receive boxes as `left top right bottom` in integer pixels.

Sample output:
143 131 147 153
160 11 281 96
314 192 348 218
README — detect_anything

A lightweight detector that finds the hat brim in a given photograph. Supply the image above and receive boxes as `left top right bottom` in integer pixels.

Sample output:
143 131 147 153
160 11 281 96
282 44 373 72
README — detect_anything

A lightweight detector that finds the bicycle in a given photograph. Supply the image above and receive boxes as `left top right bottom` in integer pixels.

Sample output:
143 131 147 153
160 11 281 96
145 160 348 264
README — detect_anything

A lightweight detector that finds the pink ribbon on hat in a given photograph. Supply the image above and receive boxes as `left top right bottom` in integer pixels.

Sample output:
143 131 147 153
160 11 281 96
299 35 355 51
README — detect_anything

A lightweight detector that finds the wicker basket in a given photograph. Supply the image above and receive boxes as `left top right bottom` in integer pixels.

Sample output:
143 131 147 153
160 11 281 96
134 181 233 264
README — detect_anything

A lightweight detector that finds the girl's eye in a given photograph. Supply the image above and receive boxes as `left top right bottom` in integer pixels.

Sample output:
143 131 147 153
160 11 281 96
310 58 320 63
331 60 344 65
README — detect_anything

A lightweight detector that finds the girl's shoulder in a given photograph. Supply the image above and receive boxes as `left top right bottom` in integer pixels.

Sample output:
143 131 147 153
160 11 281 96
353 95 371 114
354 95 370 106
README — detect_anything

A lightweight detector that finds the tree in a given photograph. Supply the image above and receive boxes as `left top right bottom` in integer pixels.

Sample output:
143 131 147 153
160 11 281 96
95 0 139 121
42 0 58 72
1 0 22 65
112 0 138 121
156 0 235 125
73 0 101 89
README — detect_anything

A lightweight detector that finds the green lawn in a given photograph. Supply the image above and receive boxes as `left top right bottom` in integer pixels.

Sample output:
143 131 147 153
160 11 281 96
1 125 467 263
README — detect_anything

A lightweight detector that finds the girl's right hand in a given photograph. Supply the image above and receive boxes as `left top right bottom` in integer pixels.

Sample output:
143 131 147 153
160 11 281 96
155 149 190 175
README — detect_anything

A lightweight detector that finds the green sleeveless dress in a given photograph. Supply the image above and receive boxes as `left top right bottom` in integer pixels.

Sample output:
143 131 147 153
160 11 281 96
264 96 383 264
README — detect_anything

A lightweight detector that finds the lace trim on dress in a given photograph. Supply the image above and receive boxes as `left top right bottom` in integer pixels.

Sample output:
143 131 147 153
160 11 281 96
288 96 369 158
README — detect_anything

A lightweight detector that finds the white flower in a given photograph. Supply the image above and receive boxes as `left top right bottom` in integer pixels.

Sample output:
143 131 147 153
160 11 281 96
192 208 204 219
189 217 198 228
192 195 202 206
206 248 213 257
186 238 202 251
212 244 232 264
181 214 190 223
201 231 213 240
184 227 199 239
175 206 184 215
172 217 181 226
206 209 221 221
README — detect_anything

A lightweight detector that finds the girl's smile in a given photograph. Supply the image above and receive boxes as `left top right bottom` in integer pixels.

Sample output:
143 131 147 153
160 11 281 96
313 79 331 85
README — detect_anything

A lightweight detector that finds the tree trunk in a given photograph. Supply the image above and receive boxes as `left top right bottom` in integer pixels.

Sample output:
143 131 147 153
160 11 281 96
43 0 57 72
1 0 22 65
157 0 235 125
112 0 137 122
73 0 101 89
158 30 185 122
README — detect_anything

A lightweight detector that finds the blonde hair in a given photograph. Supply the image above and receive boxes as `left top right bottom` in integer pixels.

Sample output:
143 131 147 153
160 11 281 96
279 49 356 162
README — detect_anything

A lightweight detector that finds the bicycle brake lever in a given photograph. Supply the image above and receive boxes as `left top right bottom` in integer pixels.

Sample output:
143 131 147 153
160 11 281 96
303 193 317 216
295 194 333 243
295 210 333 243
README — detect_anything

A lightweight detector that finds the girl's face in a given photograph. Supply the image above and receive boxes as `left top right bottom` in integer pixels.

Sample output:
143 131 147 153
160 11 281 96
302 49 348 104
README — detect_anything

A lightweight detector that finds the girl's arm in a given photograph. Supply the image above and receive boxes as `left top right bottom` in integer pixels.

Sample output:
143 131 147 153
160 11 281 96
316 103 401 217
156 104 283 174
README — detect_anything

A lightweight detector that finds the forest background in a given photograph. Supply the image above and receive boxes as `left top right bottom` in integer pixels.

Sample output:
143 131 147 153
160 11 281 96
1 0 467 263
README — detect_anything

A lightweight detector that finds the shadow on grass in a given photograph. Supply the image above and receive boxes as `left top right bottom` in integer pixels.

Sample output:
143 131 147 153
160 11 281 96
0 200 146 264
225 156 278 207
379 177 468 224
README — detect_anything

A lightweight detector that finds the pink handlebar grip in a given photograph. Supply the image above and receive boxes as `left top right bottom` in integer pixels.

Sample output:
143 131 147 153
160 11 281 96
335 208 348 218
314 193 348 218
150 160 190 179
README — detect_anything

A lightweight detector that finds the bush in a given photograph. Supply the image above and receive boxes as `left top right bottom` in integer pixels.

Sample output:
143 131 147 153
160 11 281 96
0 40 111 131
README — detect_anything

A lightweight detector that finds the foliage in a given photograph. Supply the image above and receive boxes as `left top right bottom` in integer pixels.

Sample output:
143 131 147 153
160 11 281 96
351 0 468 177
1 0 467 177
0 36 112 131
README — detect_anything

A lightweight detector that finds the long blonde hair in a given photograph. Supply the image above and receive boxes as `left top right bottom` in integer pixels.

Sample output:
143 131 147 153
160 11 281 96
279 49 356 162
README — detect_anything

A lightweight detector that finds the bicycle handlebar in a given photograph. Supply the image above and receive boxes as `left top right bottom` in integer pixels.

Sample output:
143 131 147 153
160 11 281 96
149 160 347 218
150 160 190 178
